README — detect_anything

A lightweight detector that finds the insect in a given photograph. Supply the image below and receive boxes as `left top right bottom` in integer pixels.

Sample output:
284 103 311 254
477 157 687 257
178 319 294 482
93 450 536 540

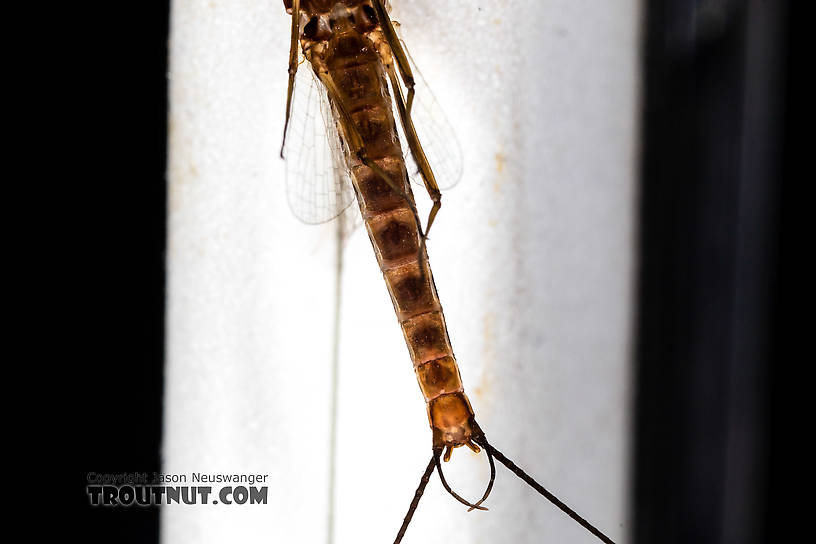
279 1 616 542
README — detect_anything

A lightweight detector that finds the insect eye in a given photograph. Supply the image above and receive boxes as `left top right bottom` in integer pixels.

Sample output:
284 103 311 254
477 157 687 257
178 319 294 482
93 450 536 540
303 16 319 39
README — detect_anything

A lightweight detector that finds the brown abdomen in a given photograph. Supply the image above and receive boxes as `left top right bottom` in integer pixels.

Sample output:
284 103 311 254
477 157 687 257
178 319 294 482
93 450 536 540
324 29 475 448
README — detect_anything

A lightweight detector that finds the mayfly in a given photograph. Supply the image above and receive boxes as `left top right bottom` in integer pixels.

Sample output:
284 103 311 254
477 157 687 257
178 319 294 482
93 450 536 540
279 1 616 542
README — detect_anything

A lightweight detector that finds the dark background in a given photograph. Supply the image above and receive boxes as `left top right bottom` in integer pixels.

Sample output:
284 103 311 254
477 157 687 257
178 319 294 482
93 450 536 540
72 1 169 542
73 1 798 542
633 1 799 543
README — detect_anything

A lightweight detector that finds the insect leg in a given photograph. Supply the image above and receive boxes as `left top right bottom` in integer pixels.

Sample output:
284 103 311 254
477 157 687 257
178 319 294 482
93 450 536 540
280 0 301 158
372 0 415 114
385 63 442 236
385 63 443 238
315 68 432 283
393 454 436 544
473 436 617 544
315 70 418 218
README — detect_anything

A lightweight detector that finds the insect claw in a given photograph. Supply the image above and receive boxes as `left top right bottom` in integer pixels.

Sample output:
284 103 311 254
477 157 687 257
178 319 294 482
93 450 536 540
466 440 481 454
434 449 489 511
443 445 453 462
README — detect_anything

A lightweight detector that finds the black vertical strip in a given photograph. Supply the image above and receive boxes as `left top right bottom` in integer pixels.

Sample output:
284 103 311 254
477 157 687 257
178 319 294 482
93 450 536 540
633 1 789 543
765 1 800 542
75 2 169 542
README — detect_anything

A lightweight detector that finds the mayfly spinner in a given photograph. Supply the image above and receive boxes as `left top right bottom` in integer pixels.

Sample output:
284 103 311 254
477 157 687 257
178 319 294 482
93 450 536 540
279 1 616 542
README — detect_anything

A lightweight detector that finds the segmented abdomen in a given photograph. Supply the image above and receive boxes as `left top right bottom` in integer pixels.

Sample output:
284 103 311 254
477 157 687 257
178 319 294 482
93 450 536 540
323 30 476 448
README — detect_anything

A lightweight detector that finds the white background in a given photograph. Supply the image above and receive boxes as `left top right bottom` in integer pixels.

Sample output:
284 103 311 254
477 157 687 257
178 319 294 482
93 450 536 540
164 0 640 542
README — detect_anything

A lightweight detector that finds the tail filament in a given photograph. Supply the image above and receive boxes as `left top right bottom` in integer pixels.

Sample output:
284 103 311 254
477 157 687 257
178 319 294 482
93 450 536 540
393 437 616 544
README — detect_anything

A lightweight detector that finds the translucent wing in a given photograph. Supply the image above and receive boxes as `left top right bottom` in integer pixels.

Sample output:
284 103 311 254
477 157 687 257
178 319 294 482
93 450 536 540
391 39 463 192
282 61 356 224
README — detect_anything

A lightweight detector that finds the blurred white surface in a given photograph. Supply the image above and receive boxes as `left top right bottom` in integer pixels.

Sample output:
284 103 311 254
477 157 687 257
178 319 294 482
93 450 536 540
164 1 640 543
